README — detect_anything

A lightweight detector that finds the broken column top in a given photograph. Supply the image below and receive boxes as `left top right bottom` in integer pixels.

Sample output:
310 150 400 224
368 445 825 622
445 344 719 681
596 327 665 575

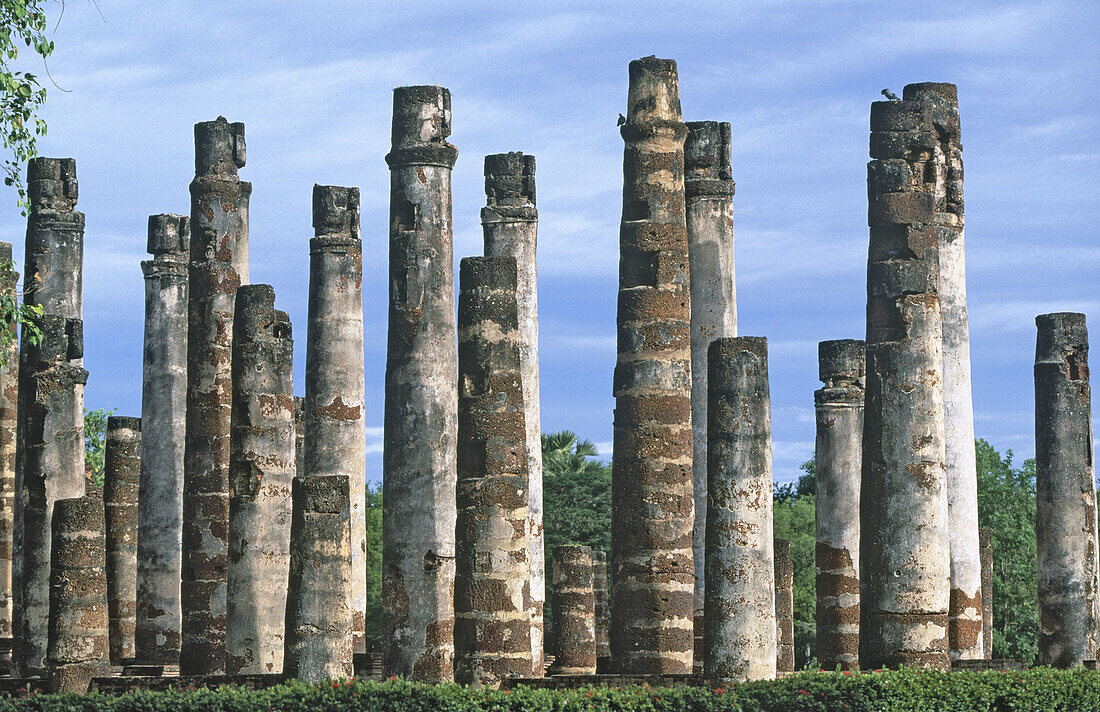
709 335 767 365
235 284 291 343
903 83 960 137
1035 312 1088 365
26 314 83 364
818 339 866 385
625 56 682 125
685 121 733 194
458 256 518 300
296 474 349 514
107 416 141 432
194 117 246 178
0 240 11 263
312 185 361 240
484 152 536 209
147 215 190 260
869 100 936 162
386 85 457 168
53 494 103 534
28 157 79 212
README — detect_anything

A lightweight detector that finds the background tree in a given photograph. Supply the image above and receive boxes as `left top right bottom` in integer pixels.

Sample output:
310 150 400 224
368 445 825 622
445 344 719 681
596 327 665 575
773 458 816 669
364 482 382 652
542 430 611 555
83 406 112 485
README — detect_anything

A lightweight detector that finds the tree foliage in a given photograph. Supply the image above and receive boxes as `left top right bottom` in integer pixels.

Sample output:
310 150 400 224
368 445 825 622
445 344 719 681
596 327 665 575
83 406 112 485
364 481 382 652
1 0 52 210
774 458 817 669
542 430 611 555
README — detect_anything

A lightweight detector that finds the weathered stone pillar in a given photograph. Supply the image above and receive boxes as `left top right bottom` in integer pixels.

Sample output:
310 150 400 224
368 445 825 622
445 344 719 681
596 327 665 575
182 117 249 675
774 538 794 673
0 241 17 653
549 545 596 675
904 82 982 661
454 256 532 688
46 495 108 693
592 550 610 672
814 339 863 671
382 85 458 682
979 528 993 658
481 152 545 673
861 98 950 670
1035 312 1096 667
704 337 775 681
283 474 353 683
294 397 304 478
15 157 85 677
610 55 694 675
104 416 140 665
226 284 294 676
136 214 189 664
684 121 737 670
304 184 365 653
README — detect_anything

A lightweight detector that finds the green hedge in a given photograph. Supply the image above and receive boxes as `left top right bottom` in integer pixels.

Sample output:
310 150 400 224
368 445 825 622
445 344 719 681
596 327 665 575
3 669 1099 712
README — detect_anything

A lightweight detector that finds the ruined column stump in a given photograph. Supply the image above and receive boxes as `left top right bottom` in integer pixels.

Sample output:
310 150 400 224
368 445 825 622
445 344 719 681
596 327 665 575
610 55 694 676
46 495 109 693
774 539 794 673
283 475 352 683
684 121 737 671
1035 312 1096 667
814 339 864 670
136 215 189 664
482 152 545 673
454 256 532 688
592 550 610 673
549 545 596 676
382 85 458 682
0 242 17 658
227 285 294 676
304 185 366 653
182 117 250 675
860 98 950 671
704 337 775 681
104 416 140 665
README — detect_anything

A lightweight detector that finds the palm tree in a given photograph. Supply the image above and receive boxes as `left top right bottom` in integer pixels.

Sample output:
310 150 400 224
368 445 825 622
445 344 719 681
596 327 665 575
542 430 605 477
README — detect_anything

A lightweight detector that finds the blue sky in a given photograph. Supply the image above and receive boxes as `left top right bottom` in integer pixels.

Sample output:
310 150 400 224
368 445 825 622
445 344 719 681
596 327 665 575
1 1 1096 483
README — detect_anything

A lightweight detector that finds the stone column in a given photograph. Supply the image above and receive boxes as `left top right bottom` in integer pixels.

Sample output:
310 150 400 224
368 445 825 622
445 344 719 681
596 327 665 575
774 538 794 673
684 121 737 670
283 475 353 683
704 337 775 681
136 214 189 664
304 185 365 653
904 82 982 662
15 157 85 677
46 495 109 693
0 241 17 653
1035 312 1096 667
104 416 140 665
979 528 993 658
182 117 249 675
481 152 544 673
549 545 596 675
294 397 304 478
592 550 610 672
454 256 532 688
610 56 694 675
814 339 864 671
861 99 950 670
226 285 294 676
382 85 458 682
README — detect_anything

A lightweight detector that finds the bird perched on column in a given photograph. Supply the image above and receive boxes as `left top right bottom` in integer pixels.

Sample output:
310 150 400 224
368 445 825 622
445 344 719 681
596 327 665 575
881 88 900 101
617 113 626 126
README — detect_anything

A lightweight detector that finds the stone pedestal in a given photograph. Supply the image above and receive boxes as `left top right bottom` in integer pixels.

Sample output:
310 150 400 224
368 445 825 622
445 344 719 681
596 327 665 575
610 56 694 675
226 285 294 676
382 85 458 682
703 337 775 681
550 545 596 675
104 416 140 664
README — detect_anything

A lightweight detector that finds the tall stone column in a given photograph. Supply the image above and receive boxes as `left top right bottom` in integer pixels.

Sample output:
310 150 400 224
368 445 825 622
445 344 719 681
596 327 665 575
15 157 85 677
294 397 304 478
304 184 365 653
592 550 610 672
610 56 694 675
382 85 458 682
1035 312 1096 667
481 152 544 673
704 337 775 681
0 241 18 653
182 117 249 675
550 545 596 675
283 475 353 683
979 528 993 658
46 495 109 693
226 285 294 676
861 99 950 670
814 339 864 671
136 214 189 663
104 416 140 665
684 121 736 670
454 256 532 688
774 538 794 673
904 82 982 661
